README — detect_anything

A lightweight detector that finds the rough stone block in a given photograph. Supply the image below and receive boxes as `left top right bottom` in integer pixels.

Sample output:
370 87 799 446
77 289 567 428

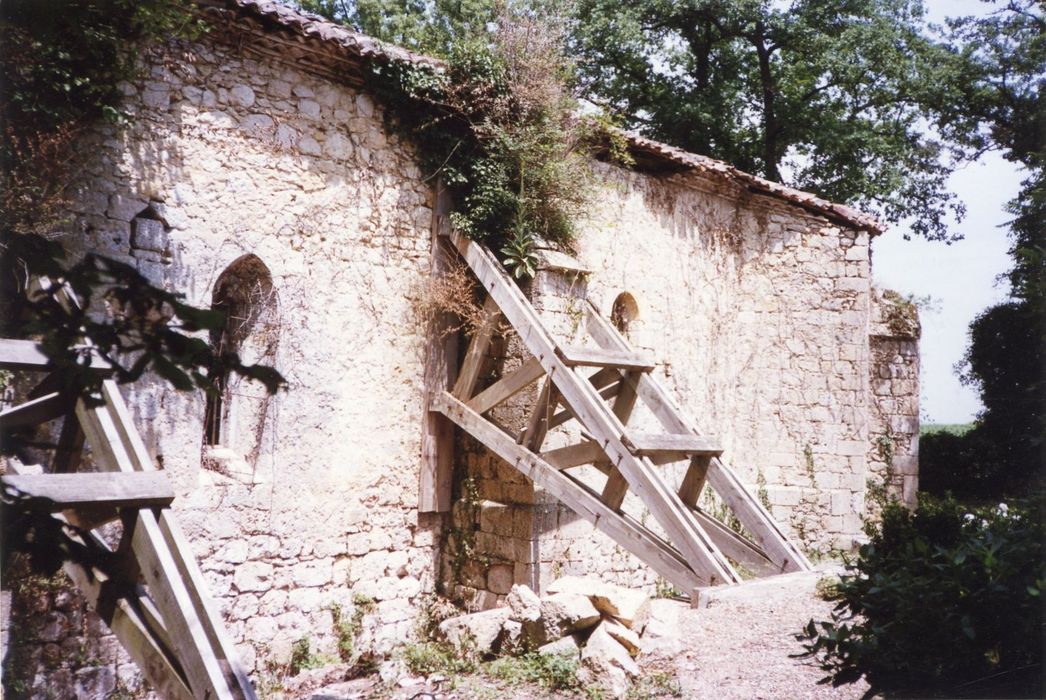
438 607 511 656
545 576 650 629
539 592 601 638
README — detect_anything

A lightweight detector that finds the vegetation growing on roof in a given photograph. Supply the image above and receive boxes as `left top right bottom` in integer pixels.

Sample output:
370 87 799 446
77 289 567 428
366 8 599 278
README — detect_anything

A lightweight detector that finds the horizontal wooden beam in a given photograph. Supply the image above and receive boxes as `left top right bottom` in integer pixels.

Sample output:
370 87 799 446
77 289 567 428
0 391 72 429
2 471 175 512
0 338 113 374
557 344 656 372
541 441 609 470
622 432 723 458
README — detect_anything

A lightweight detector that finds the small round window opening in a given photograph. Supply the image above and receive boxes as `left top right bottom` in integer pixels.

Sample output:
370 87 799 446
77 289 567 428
611 292 639 336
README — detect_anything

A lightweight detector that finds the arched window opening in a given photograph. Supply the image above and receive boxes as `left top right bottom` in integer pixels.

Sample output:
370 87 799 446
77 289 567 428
611 292 639 337
203 255 279 459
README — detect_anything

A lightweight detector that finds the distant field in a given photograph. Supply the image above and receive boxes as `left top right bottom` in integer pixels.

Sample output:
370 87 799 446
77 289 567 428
921 423 975 436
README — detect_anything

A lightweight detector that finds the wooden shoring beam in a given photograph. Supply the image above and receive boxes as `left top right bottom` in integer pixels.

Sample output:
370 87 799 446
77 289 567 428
0 338 113 374
546 369 622 430
583 302 812 575
421 193 460 514
0 391 72 429
467 356 546 415
558 345 656 372
72 382 256 700
52 413 85 473
452 296 501 400
2 462 194 700
689 507 779 577
97 380 258 700
446 231 740 586
541 440 607 470
678 455 714 506
1 471 175 512
602 370 641 510
432 391 704 592
520 377 555 451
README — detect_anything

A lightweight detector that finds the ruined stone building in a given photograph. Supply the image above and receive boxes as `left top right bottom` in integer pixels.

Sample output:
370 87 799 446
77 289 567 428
1 0 920 693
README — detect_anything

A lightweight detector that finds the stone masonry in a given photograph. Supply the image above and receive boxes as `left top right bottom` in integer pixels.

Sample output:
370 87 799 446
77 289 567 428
1 2 919 695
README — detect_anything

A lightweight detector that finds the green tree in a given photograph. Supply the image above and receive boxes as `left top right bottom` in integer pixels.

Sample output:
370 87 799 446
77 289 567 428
570 0 997 240
296 0 497 54
921 0 1045 497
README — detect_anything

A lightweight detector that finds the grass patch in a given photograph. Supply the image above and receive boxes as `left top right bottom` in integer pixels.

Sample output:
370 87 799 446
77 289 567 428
920 423 973 436
402 641 478 676
485 651 581 691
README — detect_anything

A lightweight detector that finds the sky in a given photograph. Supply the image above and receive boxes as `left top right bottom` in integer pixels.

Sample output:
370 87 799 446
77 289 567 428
870 0 1023 424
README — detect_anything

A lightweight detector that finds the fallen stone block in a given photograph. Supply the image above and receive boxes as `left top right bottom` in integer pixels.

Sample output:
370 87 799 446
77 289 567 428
437 607 511 656
539 592 601 638
635 598 682 657
506 583 541 623
579 622 639 698
537 634 580 658
603 619 641 657
546 576 650 628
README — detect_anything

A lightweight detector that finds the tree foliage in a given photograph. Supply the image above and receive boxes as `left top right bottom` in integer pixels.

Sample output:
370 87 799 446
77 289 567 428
799 496 1045 697
0 0 284 402
569 0 997 239
921 1 1044 497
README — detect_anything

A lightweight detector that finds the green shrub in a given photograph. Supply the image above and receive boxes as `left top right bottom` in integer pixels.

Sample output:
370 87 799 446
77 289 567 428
401 641 477 676
486 651 580 691
798 495 1044 698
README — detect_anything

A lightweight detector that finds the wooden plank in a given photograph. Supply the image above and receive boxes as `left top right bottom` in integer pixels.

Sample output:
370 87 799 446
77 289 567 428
467 356 545 415
584 302 811 574
0 338 113 373
0 391 71 429
52 414 85 473
520 378 554 451
98 382 258 699
1 471 174 511
541 441 607 470
77 395 241 700
451 296 501 400
421 187 460 514
622 432 724 458
678 455 713 506
2 462 193 699
602 370 641 510
449 232 739 586
432 391 703 592
690 507 779 577
558 344 656 371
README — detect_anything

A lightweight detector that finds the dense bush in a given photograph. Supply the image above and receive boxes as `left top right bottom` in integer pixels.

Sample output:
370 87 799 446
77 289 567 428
799 495 1044 698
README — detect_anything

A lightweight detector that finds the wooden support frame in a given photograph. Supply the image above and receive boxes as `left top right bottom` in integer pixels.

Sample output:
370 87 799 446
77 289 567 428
1 330 257 700
433 230 812 596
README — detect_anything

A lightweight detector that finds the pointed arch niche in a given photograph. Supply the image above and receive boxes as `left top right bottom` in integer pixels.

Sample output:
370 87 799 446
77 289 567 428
203 255 279 464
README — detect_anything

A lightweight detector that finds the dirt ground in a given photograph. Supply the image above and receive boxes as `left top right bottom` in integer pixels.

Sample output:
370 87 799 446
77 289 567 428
295 567 869 699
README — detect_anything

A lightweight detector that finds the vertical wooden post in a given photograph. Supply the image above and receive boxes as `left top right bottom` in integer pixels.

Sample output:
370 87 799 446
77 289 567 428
420 181 459 513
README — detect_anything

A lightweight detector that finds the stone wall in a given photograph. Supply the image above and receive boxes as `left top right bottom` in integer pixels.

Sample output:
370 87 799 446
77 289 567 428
2 18 921 697
868 290 921 510
3 31 441 695
446 160 891 603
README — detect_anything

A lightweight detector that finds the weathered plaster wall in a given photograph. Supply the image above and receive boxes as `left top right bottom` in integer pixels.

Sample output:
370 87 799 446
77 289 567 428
3 33 441 695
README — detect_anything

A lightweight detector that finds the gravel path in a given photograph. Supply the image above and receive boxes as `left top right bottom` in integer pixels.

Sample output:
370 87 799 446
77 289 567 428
642 567 869 699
